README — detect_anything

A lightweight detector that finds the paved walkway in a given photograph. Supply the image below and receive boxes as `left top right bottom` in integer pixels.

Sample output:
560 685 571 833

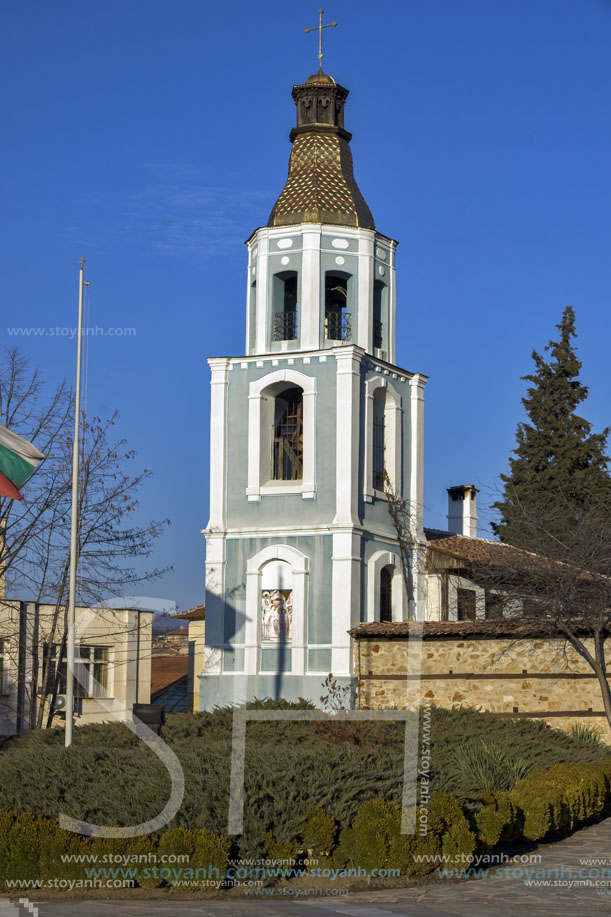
5 816 611 917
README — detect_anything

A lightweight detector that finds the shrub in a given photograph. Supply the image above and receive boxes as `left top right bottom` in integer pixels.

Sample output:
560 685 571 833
470 791 522 852
262 831 297 863
449 739 533 791
569 723 606 748
510 761 608 841
301 807 337 857
157 827 229 887
336 794 474 877
429 793 476 869
0 810 230 891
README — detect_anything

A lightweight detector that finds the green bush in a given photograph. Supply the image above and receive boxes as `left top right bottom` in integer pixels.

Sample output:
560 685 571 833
0 705 609 859
569 723 606 748
470 791 522 852
449 739 533 791
335 794 475 877
301 807 337 857
0 810 230 891
510 761 608 841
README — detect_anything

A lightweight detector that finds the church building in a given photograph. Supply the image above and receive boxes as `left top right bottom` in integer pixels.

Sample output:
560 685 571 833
199 60 427 709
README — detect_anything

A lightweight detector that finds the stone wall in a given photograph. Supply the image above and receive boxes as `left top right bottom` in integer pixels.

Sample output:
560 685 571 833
354 634 611 740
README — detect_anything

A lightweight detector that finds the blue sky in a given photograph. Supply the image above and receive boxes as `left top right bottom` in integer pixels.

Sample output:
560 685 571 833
2 0 611 611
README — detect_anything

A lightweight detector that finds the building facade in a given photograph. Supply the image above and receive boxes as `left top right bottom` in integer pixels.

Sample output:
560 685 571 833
0 601 152 735
200 67 427 709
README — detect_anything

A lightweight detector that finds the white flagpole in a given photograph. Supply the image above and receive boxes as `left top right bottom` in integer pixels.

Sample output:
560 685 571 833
65 257 87 747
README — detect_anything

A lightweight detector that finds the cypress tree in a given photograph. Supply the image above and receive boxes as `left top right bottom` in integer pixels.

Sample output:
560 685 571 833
493 307 611 546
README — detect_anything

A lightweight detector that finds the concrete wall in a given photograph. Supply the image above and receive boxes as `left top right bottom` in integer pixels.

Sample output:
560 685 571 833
354 634 611 740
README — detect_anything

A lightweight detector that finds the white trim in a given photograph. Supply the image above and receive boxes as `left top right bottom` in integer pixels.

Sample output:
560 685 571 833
357 233 374 353
331 531 361 674
301 229 321 350
408 373 426 534
365 547 407 622
363 375 402 500
244 544 309 676
333 352 361 526
247 369 317 501
204 533 226 674
207 359 230 530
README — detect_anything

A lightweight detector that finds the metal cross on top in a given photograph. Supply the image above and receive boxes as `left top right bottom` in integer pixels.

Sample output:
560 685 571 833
304 9 338 73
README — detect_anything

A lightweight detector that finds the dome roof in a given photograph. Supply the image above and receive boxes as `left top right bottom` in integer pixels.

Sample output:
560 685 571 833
305 69 336 85
267 74 375 230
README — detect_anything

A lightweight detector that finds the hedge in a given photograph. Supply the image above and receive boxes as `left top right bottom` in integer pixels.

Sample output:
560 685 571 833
0 810 230 890
2 756 611 888
510 760 609 841
331 794 475 877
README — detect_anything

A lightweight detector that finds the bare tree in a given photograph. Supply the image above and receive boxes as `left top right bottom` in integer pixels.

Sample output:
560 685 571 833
0 348 170 729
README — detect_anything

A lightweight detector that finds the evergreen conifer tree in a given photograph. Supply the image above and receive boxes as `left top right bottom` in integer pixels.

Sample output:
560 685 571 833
493 307 611 546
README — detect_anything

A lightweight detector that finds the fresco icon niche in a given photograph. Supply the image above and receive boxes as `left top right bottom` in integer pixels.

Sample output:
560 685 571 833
261 559 293 644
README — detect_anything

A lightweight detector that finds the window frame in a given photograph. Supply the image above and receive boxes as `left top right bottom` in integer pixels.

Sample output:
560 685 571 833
364 376 402 502
247 369 317 501
44 643 113 700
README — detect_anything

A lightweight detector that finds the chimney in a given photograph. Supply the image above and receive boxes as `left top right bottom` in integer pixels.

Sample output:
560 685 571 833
447 485 478 538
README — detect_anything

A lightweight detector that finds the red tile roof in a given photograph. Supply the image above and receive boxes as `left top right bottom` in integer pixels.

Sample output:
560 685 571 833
150 655 189 695
173 605 205 621
349 620 610 639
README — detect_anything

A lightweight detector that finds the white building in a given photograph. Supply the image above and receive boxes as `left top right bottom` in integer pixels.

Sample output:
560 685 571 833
0 600 152 735
200 65 427 709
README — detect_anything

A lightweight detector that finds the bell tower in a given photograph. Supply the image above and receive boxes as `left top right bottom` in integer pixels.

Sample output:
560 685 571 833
200 57 427 710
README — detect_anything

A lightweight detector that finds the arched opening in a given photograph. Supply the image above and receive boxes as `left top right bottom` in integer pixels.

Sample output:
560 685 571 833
272 271 298 341
260 560 293 644
380 566 393 622
373 280 387 350
272 386 303 481
372 388 386 491
324 271 352 342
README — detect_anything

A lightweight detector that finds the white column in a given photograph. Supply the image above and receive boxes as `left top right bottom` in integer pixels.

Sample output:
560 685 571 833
301 228 321 350
333 350 361 526
207 358 230 529
244 566 260 677
388 241 397 365
331 530 361 674
408 374 426 524
408 373 427 620
204 533 226 674
255 234 269 354
357 233 374 353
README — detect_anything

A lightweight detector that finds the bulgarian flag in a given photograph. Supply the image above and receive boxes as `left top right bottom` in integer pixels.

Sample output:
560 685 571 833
0 424 45 500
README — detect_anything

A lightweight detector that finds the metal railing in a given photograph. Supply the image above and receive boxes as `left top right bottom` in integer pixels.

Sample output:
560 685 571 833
325 310 352 342
272 311 298 342
373 319 384 350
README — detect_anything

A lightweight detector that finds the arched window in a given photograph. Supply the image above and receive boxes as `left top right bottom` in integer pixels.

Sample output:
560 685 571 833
324 271 352 342
272 386 303 481
272 271 298 341
372 388 386 491
373 280 387 351
248 369 316 500
364 377 402 500
380 566 393 622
